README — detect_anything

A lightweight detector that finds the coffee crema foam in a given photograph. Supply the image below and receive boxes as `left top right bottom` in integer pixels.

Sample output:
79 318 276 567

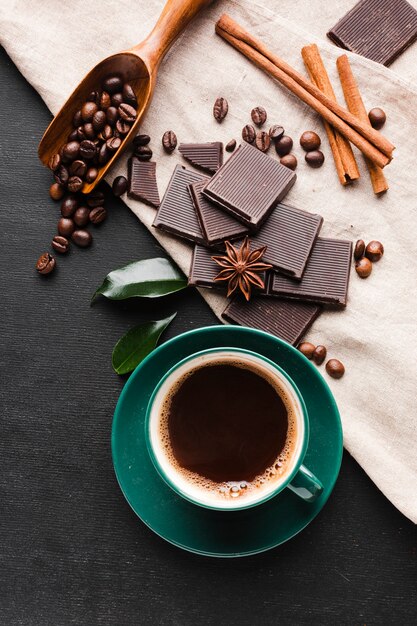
157 358 298 501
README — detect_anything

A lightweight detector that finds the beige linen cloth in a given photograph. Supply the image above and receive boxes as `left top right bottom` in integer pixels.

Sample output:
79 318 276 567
1 0 416 522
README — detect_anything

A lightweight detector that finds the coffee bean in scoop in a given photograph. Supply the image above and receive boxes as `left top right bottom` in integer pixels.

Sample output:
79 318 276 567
118 103 137 123
48 153 61 171
54 164 69 186
81 101 98 122
255 131 271 152
354 239 365 260
275 135 293 156
213 97 228 122
111 93 124 108
226 139 236 152
326 359 345 379
72 230 92 247
123 83 137 107
102 74 123 94
300 131 321 151
313 345 327 365
67 176 83 192
355 257 372 278
280 154 297 170
269 125 284 141
162 130 177 153
242 124 256 144
251 106 267 126
49 182 65 201
298 342 316 359
52 235 70 254
368 107 386 130
85 167 98 183
305 150 325 168
36 252 56 275
365 240 384 262
112 176 128 197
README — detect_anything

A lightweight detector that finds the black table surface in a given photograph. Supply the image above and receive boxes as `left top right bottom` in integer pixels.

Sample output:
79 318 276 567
0 47 415 626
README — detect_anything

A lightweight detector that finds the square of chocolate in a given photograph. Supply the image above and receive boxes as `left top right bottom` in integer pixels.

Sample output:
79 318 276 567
152 165 208 244
327 0 417 66
222 297 321 345
127 158 160 208
270 237 353 308
203 143 296 230
179 142 223 173
189 179 249 247
249 203 323 279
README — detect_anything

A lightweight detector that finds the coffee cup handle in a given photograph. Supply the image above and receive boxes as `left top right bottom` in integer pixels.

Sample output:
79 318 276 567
287 464 323 502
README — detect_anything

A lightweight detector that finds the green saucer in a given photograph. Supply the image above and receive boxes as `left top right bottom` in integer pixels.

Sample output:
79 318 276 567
112 326 343 558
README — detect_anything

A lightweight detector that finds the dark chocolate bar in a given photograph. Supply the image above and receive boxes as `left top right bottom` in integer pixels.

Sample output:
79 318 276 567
127 158 160 207
203 143 296 230
327 0 417 66
249 203 323 279
178 142 223 173
222 297 321 345
152 165 208 244
270 237 352 308
189 179 249 246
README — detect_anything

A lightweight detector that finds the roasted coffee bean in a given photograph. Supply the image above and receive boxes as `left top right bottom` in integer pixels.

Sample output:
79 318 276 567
87 190 105 207
275 135 293 156
355 257 372 278
98 124 113 141
81 101 98 122
269 125 284 141
49 182 65 200
298 342 316 359
89 206 107 224
102 74 123 94
73 206 90 227
116 118 131 135
354 239 365 260
52 235 70 254
326 359 345 379
305 150 325 168
134 145 152 161
87 90 100 104
118 103 137 122
213 97 228 122
48 153 61 171
300 131 321 151
162 130 177 153
83 123 96 140
280 154 297 170
251 106 267 126
58 217 75 237
123 83 137 106
60 195 78 217
106 136 122 152
72 229 93 247
112 175 128 197
98 143 110 164
133 134 150 147
79 140 96 160
76 126 87 142
72 109 82 128
36 252 55 275
368 107 386 130
242 124 256 143
365 240 384 262
59 145 70 164
67 176 83 192
255 131 271 152
85 167 98 183
100 91 111 110
67 129 79 142
105 106 117 126
69 159 87 178
226 139 236 152
92 110 106 132
54 164 69 185
313 345 327 365
111 92 124 107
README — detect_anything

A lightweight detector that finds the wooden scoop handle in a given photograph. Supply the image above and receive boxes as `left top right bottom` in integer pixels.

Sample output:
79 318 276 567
131 0 214 70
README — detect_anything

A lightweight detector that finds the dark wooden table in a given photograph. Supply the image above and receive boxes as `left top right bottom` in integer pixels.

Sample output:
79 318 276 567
0 47 415 626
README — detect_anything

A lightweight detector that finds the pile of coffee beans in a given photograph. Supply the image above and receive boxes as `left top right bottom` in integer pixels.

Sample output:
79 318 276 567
298 341 345 379
300 131 325 168
354 238 384 278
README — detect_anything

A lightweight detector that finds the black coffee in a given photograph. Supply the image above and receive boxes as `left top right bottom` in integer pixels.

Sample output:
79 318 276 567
159 360 296 498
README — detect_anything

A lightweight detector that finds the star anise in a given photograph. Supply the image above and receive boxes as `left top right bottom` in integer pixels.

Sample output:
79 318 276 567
211 237 272 301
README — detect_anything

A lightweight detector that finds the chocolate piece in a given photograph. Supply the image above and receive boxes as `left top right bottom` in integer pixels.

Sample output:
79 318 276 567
188 245 269 293
203 143 296 230
222 297 321 345
152 165 207 244
327 0 417 66
270 238 352 308
189 180 249 246
249 203 323 279
178 142 223 173
127 158 160 208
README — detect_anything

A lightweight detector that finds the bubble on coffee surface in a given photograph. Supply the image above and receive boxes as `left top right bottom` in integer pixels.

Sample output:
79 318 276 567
157 358 297 500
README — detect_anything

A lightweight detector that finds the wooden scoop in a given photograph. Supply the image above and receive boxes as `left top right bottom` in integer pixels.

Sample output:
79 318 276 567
38 0 214 194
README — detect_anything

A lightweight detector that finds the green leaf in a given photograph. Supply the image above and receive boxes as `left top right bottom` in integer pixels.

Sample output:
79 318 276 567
92 258 187 303
112 313 176 375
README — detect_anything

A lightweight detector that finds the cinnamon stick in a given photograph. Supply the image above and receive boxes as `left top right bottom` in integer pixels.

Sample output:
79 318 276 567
215 14 394 168
336 55 389 195
301 44 360 186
